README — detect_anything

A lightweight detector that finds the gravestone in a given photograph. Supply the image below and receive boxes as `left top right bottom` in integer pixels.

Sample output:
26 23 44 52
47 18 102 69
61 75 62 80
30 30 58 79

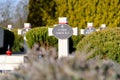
99 24 106 30
22 23 31 52
7 25 12 31
84 22 96 35
0 28 4 48
48 17 78 58
22 23 31 36
18 29 22 35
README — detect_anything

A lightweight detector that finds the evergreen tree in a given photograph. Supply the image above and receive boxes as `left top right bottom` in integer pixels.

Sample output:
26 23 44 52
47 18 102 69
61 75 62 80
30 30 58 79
27 0 120 28
27 0 56 27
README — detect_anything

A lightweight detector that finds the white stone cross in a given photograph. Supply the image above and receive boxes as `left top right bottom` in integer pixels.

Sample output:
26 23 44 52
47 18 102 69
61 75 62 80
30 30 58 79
48 17 78 58
7 25 12 31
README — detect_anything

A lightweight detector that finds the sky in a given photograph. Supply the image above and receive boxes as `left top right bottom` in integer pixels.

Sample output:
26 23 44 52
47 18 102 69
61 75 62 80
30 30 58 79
0 0 20 16
0 0 29 24
0 0 20 4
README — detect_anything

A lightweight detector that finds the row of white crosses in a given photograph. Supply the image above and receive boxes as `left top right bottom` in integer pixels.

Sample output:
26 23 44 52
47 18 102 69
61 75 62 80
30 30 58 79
49 20 106 58
7 23 31 35
17 23 31 36
81 22 106 35
7 22 106 36
7 23 31 42
48 17 78 59
7 21 106 59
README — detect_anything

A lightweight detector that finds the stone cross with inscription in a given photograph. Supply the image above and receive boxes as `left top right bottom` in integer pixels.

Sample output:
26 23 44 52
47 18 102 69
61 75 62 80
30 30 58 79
84 22 96 35
48 17 78 58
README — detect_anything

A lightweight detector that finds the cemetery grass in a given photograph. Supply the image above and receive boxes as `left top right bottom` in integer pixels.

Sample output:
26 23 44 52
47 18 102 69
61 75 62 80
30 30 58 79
0 45 120 80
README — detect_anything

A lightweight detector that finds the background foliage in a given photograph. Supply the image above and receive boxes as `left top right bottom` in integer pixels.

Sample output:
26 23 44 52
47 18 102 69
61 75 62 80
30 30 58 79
69 34 85 53
25 27 58 49
27 0 56 27
28 0 120 28
11 29 24 52
76 28 120 63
